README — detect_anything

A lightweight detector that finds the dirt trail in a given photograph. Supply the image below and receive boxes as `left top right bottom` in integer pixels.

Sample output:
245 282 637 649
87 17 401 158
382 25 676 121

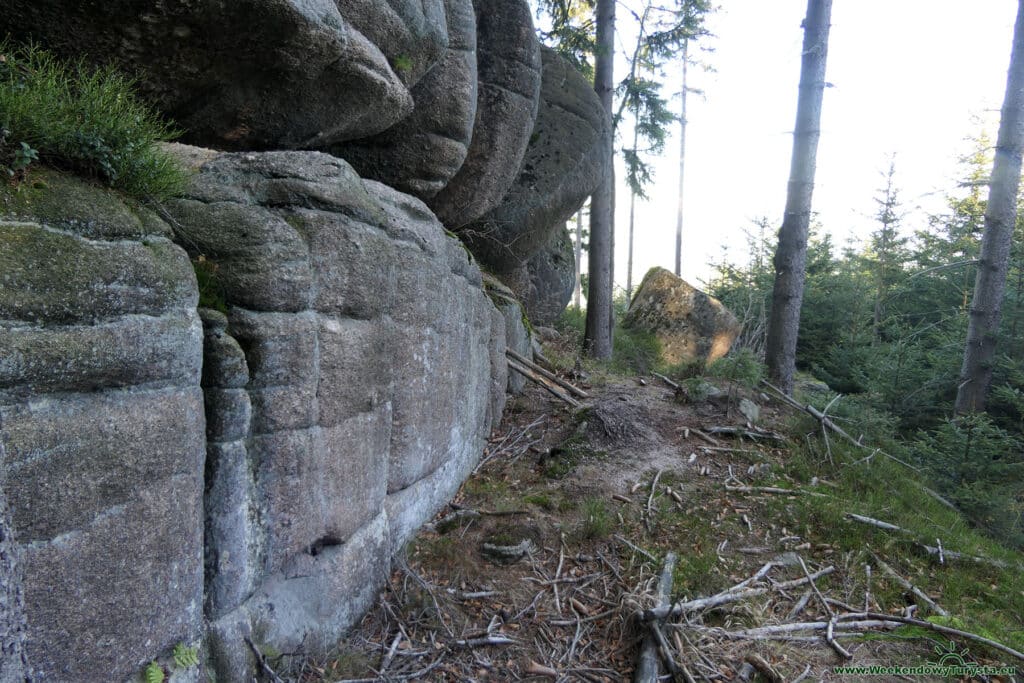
276 370 1013 682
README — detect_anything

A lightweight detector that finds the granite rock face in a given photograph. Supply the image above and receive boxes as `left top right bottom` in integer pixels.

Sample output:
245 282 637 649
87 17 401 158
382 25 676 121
164 147 505 681
0 175 205 682
428 0 543 228
0 0 433 150
504 226 576 327
623 268 742 367
463 47 609 271
337 0 478 199
0 478 28 683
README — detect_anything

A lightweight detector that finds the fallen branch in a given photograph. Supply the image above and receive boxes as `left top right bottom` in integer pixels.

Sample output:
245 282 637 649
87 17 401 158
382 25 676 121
871 553 948 617
690 428 722 447
244 637 286 683
452 635 516 649
842 612 1024 664
507 348 590 399
635 552 677 683
725 484 828 498
706 426 784 441
744 653 783 683
642 566 835 621
760 379 920 471
653 372 681 390
507 358 582 408
845 514 1015 569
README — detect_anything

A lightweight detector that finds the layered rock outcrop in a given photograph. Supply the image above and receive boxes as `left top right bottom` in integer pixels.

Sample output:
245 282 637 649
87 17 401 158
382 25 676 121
0 173 206 681
463 46 610 273
428 0 543 228
504 226 577 326
164 148 506 679
623 268 742 367
336 0 478 198
0 1 431 150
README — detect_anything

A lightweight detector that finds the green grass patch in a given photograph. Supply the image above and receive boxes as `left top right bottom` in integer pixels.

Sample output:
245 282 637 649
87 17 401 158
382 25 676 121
578 497 613 540
0 40 186 201
767 431 1024 653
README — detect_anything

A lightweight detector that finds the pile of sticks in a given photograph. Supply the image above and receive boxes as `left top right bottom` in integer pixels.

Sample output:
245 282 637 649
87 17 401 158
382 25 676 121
632 554 1024 682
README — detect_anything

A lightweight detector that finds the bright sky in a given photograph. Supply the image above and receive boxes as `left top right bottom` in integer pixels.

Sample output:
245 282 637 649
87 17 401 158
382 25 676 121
611 0 1019 289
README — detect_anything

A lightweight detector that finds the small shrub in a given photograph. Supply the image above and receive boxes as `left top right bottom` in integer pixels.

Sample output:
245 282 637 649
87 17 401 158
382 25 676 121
707 348 764 388
0 40 186 200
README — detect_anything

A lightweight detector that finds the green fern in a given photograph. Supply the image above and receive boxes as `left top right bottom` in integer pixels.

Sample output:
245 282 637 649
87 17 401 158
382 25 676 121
143 661 165 683
172 643 199 669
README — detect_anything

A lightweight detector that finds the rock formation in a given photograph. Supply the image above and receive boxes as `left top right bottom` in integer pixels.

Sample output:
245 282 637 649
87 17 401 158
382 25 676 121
0 0 611 677
462 46 610 273
334 0 478 198
0 172 206 681
0 479 28 683
163 148 505 679
0 1 432 150
503 226 577 327
427 0 543 228
623 268 742 367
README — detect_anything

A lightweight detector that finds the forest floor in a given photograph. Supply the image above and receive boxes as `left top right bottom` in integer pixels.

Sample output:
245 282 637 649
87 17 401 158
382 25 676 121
275 337 1024 683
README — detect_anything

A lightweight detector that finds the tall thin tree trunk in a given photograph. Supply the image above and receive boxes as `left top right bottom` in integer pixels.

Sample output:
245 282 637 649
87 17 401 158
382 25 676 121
627 119 640 300
764 0 832 394
955 0 1024 414
584 0 616 359
674 40 689 277
574 209 583 309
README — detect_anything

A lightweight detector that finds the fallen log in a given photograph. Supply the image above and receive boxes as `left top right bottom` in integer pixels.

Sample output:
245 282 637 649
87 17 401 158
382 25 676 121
635 552 678 683
642 566 835 621
506 348 590 399
507 358 582 408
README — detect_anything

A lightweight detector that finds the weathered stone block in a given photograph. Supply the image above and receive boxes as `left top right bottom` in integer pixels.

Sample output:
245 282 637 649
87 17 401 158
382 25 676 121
623 267 742 367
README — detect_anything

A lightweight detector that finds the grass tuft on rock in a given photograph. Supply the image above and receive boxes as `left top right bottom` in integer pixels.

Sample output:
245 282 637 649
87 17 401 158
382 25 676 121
0 40 187 201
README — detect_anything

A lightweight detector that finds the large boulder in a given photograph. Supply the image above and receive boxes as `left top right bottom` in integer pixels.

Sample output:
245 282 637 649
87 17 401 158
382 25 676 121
428 0 543 228
0 0 447 150
336 0 478 199
623 268 742 367
0 172 205 682
503 226 576 327
163 147 506 681
462 47 610 272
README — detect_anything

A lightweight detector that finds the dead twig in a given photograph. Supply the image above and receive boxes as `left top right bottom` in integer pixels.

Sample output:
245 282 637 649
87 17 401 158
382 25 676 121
845 513 1016 569
244 637 286 683
870 553 948 617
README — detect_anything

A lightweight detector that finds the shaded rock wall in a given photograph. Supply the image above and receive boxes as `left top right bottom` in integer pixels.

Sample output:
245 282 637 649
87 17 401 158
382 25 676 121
164 148 506 679
428 0 543 228
463 46 609 273
0 0 429 150
0 174 206 682
336 0 479 198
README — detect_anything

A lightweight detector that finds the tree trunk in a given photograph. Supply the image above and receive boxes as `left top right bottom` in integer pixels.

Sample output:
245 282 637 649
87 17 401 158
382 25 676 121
675 40 689 277
627 118 640 300
584 0 616 359
574 209 583 309
764 0 832 394
955 0 1024 414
